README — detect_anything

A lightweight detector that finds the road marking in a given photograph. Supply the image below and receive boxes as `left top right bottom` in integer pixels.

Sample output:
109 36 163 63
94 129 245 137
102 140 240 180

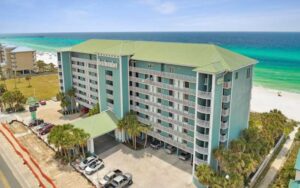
0 170 11 188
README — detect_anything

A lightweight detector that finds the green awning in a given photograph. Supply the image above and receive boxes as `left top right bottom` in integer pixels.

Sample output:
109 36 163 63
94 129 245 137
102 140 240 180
73 111 118 139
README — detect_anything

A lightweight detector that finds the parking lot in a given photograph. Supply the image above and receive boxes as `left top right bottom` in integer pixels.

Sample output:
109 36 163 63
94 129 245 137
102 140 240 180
86 144 195 188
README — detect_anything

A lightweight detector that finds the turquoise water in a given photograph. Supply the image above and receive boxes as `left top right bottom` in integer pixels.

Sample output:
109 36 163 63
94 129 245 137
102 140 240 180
0 32 299 93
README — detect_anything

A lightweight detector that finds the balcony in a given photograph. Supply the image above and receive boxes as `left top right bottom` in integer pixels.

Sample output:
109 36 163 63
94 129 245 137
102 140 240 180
222 108 230 117
105 75 113 81
107 93 114 100
221 121 229 129
220 134 227 142
106 84 114 90
197 90 212 99
194 158 207 165
196 132 209 141
195 145 209 154
223 81 232 89
71 57 96 64
222 95 231 103
197 105 211 114
197 119 210 128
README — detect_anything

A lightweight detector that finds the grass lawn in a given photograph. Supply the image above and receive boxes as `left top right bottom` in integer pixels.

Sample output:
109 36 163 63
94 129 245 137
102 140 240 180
1 73 59 100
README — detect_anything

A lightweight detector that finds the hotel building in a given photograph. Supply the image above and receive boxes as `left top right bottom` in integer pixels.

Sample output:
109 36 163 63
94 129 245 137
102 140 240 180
0 44 36 77
57 39 257 183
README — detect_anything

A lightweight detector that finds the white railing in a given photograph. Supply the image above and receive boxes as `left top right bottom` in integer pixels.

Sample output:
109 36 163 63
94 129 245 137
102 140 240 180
106 84 114 90
223 81 232 89
105 75 113 81
197 105 211 114
196 132 209 141
221 121 229 129
71 57 97 64
222 108 230 117
220 135 227 142
194 158 207 165
197 91 212 99
197 119 210 128
222 95 231 103
195 145 209 154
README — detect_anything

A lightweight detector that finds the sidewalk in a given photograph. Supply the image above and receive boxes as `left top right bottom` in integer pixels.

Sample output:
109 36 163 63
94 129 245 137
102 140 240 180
258 125 300 187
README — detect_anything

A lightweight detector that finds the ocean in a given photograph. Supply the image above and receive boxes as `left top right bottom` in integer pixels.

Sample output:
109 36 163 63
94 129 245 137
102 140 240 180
0 32 299 93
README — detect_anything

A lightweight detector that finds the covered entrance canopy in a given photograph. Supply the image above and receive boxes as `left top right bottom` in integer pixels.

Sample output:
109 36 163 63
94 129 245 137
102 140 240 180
73 111 118 153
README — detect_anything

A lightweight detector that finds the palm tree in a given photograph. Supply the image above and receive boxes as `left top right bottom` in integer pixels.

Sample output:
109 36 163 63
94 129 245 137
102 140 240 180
140 124 152 148
196 164 214 186
74 128 90 158
25 75 31 88
67 87 76 113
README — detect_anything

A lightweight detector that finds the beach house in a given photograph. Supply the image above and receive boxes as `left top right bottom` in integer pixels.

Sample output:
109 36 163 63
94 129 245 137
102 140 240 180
57 39 257 186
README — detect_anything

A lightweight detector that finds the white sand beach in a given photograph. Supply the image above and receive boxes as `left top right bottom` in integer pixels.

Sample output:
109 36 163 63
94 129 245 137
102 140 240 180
36 51 58 66
251 86 300 121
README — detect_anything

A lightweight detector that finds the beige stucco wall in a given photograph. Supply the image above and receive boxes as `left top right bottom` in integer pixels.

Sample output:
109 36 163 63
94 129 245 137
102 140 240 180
13 51 36 72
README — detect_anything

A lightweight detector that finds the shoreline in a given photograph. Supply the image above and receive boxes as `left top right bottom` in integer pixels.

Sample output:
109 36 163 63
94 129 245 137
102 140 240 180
251 86 300 121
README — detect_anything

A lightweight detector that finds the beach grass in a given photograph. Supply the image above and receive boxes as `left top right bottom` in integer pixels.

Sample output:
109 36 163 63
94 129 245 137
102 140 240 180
1 73 59 100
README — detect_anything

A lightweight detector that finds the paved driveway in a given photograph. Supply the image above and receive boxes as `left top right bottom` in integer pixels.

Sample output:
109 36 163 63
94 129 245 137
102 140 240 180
95 144 195 188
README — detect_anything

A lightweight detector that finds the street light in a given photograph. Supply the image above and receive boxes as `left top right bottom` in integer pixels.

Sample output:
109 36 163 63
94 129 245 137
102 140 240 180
225 174 230 180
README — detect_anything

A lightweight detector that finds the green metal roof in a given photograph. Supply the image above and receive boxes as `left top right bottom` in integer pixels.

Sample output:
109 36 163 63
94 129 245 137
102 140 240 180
60 39 257 74
289 180 300 188
295 149 300 171
73 111 118 138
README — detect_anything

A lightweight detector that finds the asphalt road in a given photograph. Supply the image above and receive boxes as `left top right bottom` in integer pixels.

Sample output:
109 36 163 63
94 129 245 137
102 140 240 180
0 154 22 188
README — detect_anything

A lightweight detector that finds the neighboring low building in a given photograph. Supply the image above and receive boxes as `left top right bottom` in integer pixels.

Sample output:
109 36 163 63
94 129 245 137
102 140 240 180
57 39 257 186
289 149 300 188
0 44 36 77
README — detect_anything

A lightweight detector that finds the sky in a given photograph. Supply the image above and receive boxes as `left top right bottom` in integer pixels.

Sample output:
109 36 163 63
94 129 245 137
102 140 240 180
0 0 300 33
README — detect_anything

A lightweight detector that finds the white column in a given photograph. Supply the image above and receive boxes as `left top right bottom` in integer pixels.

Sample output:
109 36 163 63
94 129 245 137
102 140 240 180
87 138 94 153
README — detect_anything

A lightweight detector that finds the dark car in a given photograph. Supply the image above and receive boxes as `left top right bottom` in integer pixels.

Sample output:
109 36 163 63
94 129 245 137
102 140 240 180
179 152 191 161
39 124 54 135
150 139 163 150
165 144 176 154
29 119 44 127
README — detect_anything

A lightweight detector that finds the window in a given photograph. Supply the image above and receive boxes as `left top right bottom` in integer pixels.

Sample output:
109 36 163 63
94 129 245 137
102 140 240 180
129 81 132 86
130 100 133 105
169 101 173 107
169 90 173 96
169 67 175 73
182 140 187 144
157 98 162 103
184 82 190 88
135 72 139 77
106 80 113 86
184 94 189 100
157 77 162 82
235 72 239 79
184 106 189 112
169 79 174 85
135 92 139 97
145 85 149 90
157 109 161 114
168 112 173 118
107 99 114 105
129 71 132 76
168 123 173 128
157 119 161 124
183 117 188 123
89 71 97 77
88 64 97 69
157 88 162 93
130 91 133 96
148 64 152 68
183 129 188 134
145 95 149 100
135 82 139 87
145 105 149 109
106 89 113 95
247 68 251 78
106 70 113 76
168 134 173 139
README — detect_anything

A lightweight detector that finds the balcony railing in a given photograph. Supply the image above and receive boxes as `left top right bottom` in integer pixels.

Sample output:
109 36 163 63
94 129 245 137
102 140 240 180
197 90 212 99
71 57 97 64
197 105 211 114
195 145 209 154
221 121 229 129
197 119 210 128
105 75 113 81
222 108 230 117
129 66 196 83
223 81 232 89
106 84 114 90
222 95 231 103
194 158 207 165
196 132 209 141
220 135 227 142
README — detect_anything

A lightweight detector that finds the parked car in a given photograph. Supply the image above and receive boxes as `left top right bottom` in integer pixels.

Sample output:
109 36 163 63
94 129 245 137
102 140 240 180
29 119 44 127
39 124 54 135
34 103 39 108
36 123 51 132
85 159 104 175
79 155 98 170
39 100 46 105
179 152 191 161
105 173 133 188
150 139 163 150
99 169 123 186
165 144 176 154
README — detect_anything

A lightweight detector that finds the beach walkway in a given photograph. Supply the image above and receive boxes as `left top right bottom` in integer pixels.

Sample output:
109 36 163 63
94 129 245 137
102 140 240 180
257 124 300 188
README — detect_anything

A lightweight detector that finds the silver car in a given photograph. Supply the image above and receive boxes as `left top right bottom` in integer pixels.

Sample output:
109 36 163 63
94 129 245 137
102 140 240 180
99 169 122 186
79 156 97 170
85 159 104 175
108 173 133 188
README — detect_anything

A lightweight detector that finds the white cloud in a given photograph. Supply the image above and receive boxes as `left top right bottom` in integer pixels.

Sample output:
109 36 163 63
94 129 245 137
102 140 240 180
138 0 177 14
